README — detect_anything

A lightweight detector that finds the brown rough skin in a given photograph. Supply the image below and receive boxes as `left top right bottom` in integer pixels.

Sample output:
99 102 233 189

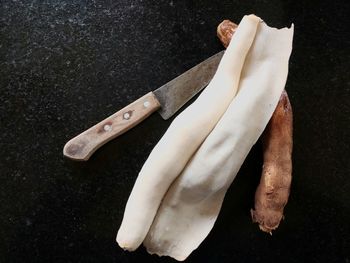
217 19 293 234
217 20 238 48
251 91 293 233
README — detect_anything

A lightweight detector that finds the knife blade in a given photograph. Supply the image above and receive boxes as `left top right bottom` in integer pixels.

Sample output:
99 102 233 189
63 50 224 161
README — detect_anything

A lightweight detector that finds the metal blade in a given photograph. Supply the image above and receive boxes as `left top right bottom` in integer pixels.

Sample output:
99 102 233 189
153 50 224 120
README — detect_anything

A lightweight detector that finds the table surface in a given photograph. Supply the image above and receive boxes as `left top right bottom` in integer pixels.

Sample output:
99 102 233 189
1 0 349 262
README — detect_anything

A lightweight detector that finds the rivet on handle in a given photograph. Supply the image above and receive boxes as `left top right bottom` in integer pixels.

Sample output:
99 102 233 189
103 124 112 132
123 112 131 120
143 101 150 108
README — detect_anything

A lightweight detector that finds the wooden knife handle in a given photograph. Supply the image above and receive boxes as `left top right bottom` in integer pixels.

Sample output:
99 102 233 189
63 92 161 161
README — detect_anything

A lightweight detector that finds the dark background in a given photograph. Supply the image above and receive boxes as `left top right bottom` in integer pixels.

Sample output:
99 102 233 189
1 0 349 262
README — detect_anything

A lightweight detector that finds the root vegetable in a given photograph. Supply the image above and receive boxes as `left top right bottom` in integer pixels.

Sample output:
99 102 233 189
217 20 238 48
217 19 294 234
143 18 294 260
116 14 260 251
251 90 293 233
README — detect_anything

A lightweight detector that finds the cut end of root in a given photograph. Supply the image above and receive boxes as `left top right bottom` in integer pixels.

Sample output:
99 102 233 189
116 242 136 252
258 224 276 234
116 235 138 252
251 208 281 234
217 19 238 48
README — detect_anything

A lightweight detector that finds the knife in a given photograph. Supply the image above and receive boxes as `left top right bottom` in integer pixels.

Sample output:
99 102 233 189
63 51 224 161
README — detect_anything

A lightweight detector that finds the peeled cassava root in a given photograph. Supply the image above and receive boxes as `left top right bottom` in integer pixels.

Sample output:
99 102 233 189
117 14 260 251
144 20 293 260
217 19 293 234
117 14 294 261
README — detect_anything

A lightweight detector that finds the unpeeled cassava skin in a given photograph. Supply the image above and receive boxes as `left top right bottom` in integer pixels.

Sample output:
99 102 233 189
143 19 294 260
217 19 294 234
217 20 238 48
251 90 293 233
117 15 260 250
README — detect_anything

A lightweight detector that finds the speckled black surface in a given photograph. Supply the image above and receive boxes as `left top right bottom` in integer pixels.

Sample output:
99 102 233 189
1 0 349 262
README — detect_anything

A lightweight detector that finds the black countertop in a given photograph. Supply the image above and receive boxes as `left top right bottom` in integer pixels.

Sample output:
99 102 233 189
1 0 349 262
